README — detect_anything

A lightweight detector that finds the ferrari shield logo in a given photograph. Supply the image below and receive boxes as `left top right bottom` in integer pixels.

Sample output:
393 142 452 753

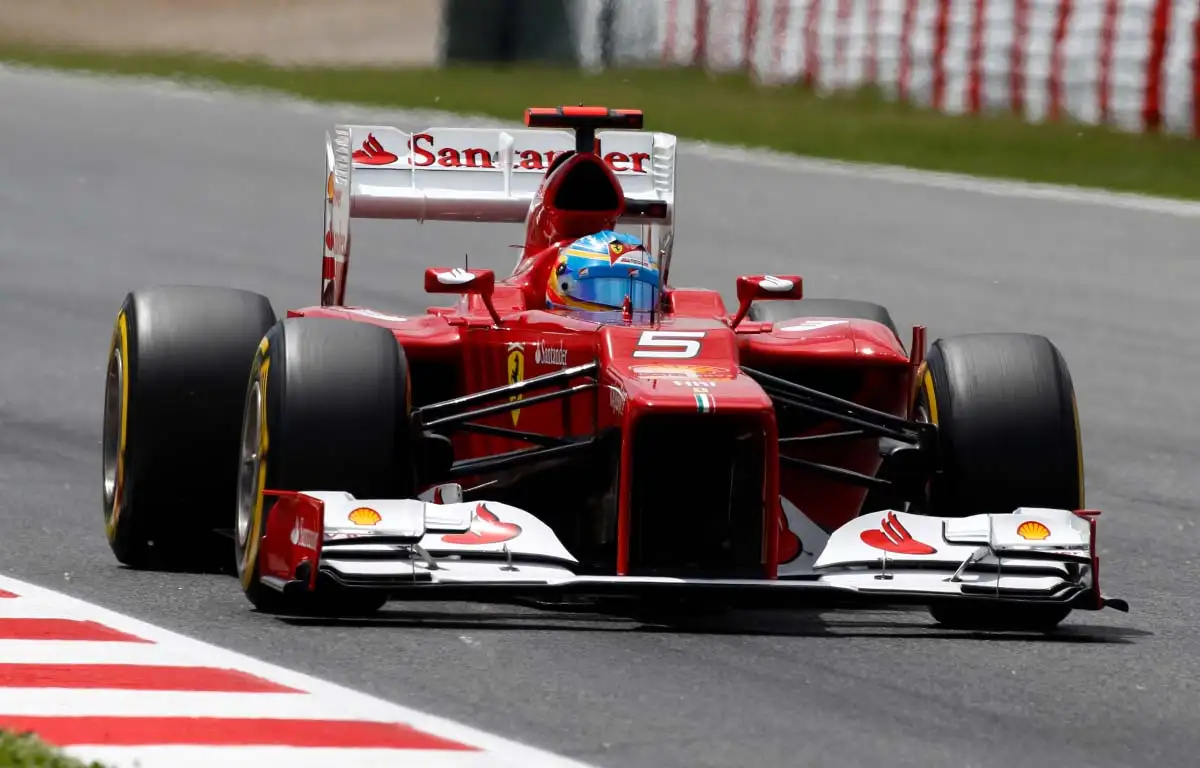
507 348 524 426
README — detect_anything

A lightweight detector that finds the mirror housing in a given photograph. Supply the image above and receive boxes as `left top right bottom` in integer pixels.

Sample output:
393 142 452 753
729 274 804 328
424 268 502 326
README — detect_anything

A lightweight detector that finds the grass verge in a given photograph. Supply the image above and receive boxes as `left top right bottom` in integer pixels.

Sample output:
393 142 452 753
2 42 1200 200
0 731 108 768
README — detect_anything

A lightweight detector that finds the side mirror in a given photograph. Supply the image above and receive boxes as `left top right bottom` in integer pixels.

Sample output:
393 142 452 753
423 268 501 326
729 274 804 328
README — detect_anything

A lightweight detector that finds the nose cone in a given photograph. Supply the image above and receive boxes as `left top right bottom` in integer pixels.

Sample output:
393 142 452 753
599 323 773 414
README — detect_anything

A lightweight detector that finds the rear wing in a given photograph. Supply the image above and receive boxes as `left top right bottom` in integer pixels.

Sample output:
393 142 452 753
321 122 677 305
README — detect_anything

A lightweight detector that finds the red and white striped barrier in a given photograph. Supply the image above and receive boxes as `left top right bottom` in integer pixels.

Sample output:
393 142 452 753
580 0 1200 136
0 575 591 768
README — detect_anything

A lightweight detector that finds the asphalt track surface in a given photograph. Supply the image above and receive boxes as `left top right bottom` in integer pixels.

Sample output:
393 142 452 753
1 66 1197 768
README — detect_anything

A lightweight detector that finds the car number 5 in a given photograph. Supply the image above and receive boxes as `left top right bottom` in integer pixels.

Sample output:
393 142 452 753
633 331 705 359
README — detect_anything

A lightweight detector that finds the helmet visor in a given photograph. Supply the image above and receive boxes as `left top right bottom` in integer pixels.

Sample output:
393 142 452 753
570 263 659 311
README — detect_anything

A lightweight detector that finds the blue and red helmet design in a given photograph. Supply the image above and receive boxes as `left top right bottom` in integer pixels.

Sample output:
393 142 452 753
546 230 660 313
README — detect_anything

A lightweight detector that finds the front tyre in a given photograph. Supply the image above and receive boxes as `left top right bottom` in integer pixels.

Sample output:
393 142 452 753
235 317 416 616
918 333 1083 517
916 333 1083 631
102 286 277 570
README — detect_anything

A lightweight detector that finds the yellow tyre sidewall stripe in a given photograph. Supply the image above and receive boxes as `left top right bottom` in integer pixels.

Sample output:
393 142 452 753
920 364 939 425
105 312 131 542
240 337 271 591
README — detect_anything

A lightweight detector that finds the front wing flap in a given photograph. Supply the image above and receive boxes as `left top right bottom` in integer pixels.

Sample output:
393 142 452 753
256 487 1126 614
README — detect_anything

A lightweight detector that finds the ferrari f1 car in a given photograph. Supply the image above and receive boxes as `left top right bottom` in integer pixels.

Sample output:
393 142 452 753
101 105 1127 630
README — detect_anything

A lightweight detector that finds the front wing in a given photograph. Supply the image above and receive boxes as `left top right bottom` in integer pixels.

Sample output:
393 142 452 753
255 487 1128 615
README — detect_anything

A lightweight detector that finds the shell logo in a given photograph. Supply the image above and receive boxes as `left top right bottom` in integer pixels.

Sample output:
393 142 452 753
1017 520 1051 540
348 507 382 526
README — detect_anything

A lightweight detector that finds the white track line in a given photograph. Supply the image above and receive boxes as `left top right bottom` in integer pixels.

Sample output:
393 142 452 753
0 690 390 719
682 143 1200 218
0 574 596 768
2 62 1198 219
0 641 260 666
66 746 503 768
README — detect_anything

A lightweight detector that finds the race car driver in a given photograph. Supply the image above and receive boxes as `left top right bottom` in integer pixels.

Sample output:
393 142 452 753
545 230 660 314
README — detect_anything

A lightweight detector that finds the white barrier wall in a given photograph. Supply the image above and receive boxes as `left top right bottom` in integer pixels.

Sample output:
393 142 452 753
570 0 1200 136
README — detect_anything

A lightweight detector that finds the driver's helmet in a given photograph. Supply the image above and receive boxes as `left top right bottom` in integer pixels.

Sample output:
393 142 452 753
545 230 660 313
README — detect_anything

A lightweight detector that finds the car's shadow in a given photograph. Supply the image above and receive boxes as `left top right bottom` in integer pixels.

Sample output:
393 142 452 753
278 605 1149 645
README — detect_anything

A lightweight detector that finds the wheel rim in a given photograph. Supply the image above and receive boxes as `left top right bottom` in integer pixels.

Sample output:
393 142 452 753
235 379 263 558
101 345 124 518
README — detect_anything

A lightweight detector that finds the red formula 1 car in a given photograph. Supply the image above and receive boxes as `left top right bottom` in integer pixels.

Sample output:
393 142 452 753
101 106 1126 630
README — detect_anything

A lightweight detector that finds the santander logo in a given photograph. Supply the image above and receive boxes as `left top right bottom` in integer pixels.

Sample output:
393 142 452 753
351 133 399 166
436 268 476 285
289 517 319 551
859 511 937 555
759 275 795 292
441 503 522 546
534 338 567 367
350 130 651 174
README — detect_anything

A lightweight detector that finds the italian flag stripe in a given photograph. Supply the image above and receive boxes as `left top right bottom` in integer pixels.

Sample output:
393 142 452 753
695 393 714 413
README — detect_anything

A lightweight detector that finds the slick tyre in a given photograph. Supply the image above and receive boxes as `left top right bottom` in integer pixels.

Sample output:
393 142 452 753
747 298 899 338
916 333 1083 631
102 287 277 571
235 317 416 616
918 333 1083 517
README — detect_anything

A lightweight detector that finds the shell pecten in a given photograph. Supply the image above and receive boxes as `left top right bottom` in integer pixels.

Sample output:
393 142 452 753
348 507 382 526
1016 520 1051 540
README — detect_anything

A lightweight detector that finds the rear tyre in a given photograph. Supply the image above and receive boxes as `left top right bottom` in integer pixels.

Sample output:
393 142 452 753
235 317 416 616
916 333 1083 631
747 298 899 338
102 287 277 570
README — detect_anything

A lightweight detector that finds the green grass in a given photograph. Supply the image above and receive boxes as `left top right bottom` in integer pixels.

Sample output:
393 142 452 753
3 41 1200 200
0 731 108 768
